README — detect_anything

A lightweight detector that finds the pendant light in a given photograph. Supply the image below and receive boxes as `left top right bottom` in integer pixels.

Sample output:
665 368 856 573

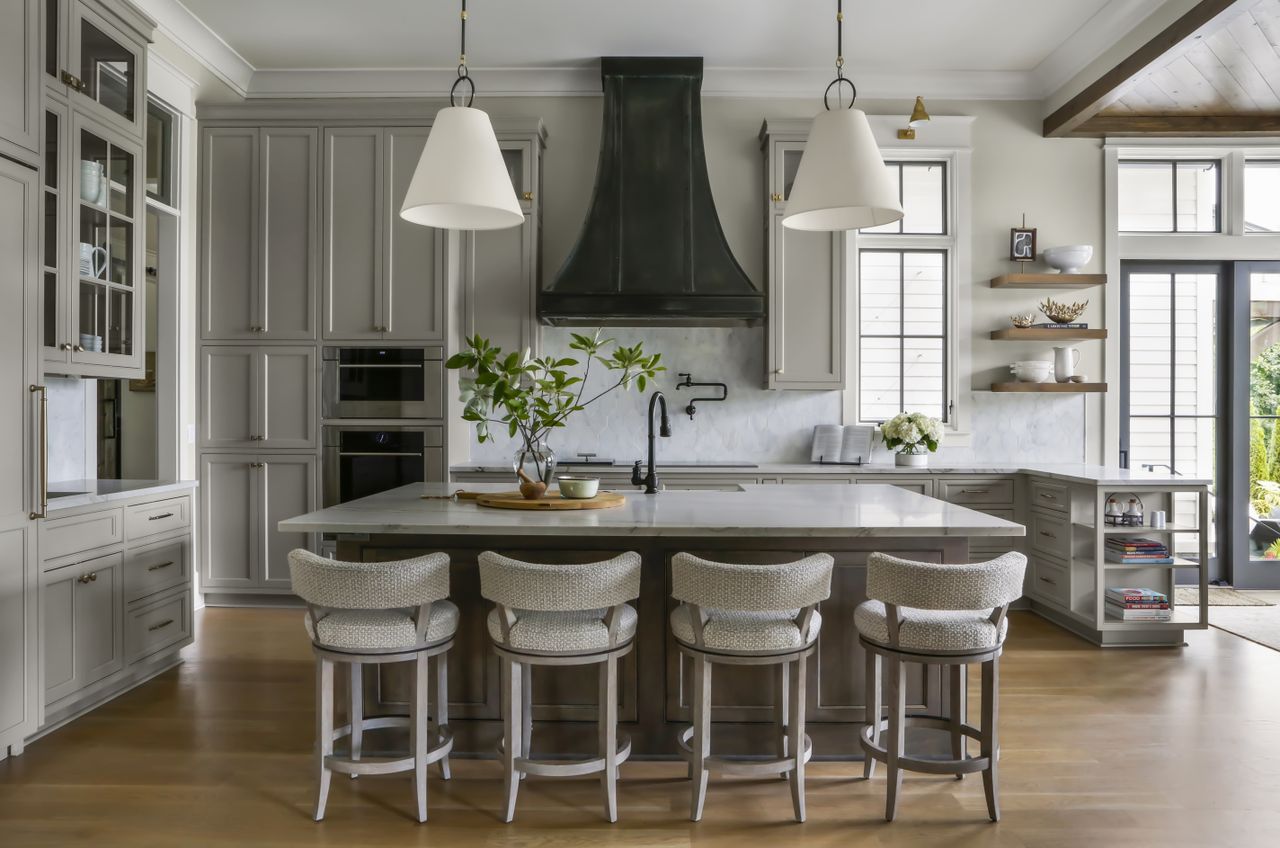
400 0 523 231
782 0 903 232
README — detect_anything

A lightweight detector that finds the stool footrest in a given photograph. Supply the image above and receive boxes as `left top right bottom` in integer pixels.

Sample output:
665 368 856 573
498 734 632 779
323 721 454 776
676 725 813 777
860 716 991 776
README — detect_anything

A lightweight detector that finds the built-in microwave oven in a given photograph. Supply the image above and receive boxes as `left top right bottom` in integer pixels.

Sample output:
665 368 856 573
322 425 445 507
321 346 444 420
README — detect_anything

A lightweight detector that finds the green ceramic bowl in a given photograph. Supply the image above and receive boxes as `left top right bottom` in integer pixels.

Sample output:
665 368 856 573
556 476 600 499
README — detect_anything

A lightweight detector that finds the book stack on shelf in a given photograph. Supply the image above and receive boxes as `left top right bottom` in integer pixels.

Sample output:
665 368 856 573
1105 588 1172 622
1105 537 1173 565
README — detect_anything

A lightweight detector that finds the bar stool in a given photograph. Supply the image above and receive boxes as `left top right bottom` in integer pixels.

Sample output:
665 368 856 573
669 552 834 823
478 550 641 823
855 551 1026 822
288 549 457 823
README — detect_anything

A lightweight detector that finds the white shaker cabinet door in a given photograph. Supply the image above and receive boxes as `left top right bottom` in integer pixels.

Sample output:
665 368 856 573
259 456 317 588
322 128 383 340
200 127 258 340
200 347 257 448
0 0 40 164
199 455 258 590
383 127 442 341
260 127 319 340
259 347 316 449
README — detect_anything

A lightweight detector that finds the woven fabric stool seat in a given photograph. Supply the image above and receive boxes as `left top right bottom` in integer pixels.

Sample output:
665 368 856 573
855 551 1026 823
289 549 456 824
670 552 834 823
479 551 642 823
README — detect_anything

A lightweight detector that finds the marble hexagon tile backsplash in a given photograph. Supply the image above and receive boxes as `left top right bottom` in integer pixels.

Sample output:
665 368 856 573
466 327 1086 466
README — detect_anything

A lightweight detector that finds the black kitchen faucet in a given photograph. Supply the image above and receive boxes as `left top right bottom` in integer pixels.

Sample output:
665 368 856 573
632 391 671 494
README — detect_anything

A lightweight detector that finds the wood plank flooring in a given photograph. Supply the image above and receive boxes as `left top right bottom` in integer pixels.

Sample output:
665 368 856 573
3 607 1280 847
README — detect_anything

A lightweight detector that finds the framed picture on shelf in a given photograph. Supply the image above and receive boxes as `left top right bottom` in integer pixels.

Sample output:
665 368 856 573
1010 227 1036 262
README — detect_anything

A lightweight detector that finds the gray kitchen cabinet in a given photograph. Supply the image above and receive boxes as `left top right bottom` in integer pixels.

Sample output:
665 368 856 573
200 453 316 594
462 129 545 357
322 126 443 342
0 0 40 165
760 124 845 390
0 153 39 758
200 346 316 450
42 551 125 705
200 126 319 341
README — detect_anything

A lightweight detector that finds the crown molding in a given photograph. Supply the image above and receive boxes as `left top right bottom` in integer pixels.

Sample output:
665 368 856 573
132 0 254 97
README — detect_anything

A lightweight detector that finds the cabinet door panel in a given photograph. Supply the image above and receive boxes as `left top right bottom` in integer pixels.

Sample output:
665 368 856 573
261 128 318 340
75 553 123 687
200 455 257 588
200 347 256 447
41 567 77 702
466 216 535 356
260 347 315 448
0 0 40 162
770 216 842 388
0 527 33 738
323 129 382 340
200 128 258 340
384 128 441 340
260 456 316 588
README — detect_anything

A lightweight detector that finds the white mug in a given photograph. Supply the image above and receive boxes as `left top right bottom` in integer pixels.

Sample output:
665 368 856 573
79 160 104 204
79 242 107 278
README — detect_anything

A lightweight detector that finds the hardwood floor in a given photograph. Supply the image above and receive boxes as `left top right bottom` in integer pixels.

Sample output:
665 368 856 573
3 607 1280 847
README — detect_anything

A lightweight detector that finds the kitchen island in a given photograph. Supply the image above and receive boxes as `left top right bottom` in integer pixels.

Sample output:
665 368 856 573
280 483 1024 759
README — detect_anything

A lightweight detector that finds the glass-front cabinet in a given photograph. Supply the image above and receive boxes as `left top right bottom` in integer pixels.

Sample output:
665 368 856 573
43 0 150 139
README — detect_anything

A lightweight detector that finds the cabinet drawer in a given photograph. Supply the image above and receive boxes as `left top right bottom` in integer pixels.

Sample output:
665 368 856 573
41 509 123 562
1030 556 1070 609
126 588 192 664
1029 479 1070 514
938 478 1014 507
124 538 190 604
125 496 191 541
1029 509 1071 558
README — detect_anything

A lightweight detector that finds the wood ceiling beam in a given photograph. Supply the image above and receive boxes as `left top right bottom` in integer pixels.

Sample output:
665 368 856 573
1067 113 1280 137
1043 0 1246 138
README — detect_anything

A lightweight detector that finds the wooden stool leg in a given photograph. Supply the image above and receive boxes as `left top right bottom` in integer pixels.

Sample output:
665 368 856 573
412 652 429 823
500 658 522 823
314 657 333 822
600 655 620 823
349 662 362 778
981 657 1001 822
690 655 712 822
788 656 808 823
520 662 533 781
884 655 906 822
435 652 451 780
950 662 967 779
863 650 881 780
776 660 790 779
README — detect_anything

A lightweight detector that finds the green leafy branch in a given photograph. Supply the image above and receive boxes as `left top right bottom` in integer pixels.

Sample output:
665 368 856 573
447 329 664 450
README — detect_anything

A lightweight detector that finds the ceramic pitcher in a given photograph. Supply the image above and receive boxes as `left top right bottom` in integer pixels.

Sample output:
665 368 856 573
1053 346 1080 383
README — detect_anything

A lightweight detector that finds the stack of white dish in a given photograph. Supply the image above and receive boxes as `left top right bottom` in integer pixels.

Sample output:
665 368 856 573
79 333 104 352
1009 360 1053 383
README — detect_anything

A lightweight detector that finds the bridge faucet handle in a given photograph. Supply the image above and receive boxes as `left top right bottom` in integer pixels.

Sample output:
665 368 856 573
631 460 643 486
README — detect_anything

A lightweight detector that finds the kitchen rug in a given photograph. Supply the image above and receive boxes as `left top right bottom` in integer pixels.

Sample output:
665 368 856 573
1175 587 1274 606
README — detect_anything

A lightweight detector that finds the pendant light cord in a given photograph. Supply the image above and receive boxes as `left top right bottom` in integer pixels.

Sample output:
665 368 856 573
823 0 856 110
450 0 475 107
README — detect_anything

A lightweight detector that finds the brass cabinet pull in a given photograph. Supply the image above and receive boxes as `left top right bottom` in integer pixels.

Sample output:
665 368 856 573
148 618 175 633
60 70 85 92
78 571 98 583
1039 530 1055 538
147 561 175 572
29 385 47 519
770 193 783 202
960 489 989 495
74 344 85 352
1038 491 1057 500
522 191 533 201
59 343 72 351
90 572 97 581
148 512 175 521
77 573 91 584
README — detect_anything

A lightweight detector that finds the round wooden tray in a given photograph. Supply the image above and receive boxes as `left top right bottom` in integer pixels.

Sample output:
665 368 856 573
474 490 626 511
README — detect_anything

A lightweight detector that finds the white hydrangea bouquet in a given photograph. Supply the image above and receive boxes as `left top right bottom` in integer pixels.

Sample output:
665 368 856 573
880 412 943 467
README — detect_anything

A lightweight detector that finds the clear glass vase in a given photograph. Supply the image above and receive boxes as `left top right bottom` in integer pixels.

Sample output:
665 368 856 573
512 440 557 486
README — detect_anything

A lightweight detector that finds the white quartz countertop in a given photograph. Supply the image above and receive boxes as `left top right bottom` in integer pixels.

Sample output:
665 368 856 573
46 479 197 513
279 482 1026 539
452 462 1209 486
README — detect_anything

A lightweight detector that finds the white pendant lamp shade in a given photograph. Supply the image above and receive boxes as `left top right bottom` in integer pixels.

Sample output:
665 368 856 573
400 106 524 231
782 108 904 232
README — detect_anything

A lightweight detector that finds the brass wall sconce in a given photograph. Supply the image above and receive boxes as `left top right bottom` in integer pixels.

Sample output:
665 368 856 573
897 96 930 140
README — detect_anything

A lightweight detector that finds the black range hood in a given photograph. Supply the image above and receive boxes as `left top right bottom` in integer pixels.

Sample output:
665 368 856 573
539 57 764 327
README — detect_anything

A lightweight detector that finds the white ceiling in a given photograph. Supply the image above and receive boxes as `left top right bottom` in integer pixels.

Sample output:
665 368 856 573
149 0 1171 99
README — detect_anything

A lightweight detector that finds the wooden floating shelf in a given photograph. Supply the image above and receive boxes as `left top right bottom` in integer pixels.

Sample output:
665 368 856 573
990 272 1107 289
991 382 1107 393
990 327 1107 341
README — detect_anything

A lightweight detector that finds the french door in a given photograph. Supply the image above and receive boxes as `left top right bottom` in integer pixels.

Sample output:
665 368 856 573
1121 260 1280 588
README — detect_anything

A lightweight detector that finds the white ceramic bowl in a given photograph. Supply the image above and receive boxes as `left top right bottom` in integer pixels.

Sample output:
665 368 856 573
557 476 600 499
1010 360 1053 383
1042 244 1093 274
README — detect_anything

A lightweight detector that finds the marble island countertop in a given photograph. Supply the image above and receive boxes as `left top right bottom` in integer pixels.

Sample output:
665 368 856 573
279 482 1026 539
452 461 1210 486
46 478 197 513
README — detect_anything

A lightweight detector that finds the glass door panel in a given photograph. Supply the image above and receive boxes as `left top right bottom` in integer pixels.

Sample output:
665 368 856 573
42 107 64 357
1243 268 1280 581
77 19 135 124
